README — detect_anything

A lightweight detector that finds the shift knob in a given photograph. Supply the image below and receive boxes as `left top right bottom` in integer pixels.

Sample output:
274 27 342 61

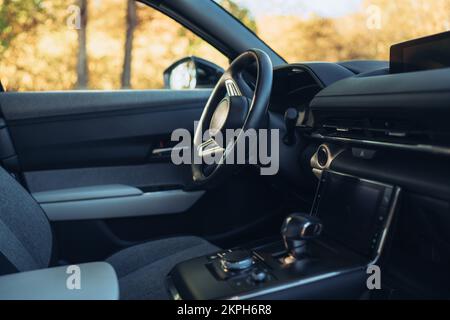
281 213 323 259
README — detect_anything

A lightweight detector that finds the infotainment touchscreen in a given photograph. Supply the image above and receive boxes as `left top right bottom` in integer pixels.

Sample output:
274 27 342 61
390 31 450 73
312 171 395 258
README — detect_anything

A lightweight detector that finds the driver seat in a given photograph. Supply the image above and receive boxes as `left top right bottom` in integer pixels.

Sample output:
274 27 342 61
0 166 219 299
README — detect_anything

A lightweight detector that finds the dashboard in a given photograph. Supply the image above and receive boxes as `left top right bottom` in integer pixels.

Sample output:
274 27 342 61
269 56 450 298
269 65 322 114
269 61 388 115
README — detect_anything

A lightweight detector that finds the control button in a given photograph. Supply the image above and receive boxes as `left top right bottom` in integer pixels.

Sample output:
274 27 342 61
382 188 393 206
377 206 389 224
250 269 267 283
352 148 376 160
208 254 218 261
217 250 232 258
221 250 254 271
229 278 252 291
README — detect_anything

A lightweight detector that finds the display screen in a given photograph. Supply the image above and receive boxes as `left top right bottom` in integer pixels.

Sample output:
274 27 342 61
390 31 450 73
313 171 394 258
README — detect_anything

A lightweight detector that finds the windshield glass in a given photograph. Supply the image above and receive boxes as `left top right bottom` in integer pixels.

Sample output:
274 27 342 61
215 0 450 62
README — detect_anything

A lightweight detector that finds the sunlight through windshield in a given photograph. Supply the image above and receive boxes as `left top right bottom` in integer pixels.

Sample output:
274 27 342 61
216 0 450 62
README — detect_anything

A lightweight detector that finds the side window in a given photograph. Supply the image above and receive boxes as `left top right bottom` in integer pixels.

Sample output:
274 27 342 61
0 0 228 91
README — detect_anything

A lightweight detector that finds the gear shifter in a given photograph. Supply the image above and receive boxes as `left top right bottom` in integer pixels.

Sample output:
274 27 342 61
281 213 323 260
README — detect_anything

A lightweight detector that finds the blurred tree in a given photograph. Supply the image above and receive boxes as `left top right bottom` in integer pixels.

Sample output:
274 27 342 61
2 0 448 91
172 0 256 70
0 0 47 53
76 0 89 89
255 0 450 63
217 0 257 33
121 0 137 89
132 2 227 89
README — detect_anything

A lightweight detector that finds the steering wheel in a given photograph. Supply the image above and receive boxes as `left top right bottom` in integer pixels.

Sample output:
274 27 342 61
191 49 273 187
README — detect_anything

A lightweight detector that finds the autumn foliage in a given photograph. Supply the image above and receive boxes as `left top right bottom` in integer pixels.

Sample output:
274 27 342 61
0 0 449 91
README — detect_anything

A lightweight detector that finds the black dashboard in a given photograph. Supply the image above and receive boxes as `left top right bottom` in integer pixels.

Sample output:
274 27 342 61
269 56 450 298
269 61 388 115
271 59 450 154
269 65 322 114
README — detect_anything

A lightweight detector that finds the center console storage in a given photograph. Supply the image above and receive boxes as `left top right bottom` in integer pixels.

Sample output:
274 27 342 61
167 170 400 300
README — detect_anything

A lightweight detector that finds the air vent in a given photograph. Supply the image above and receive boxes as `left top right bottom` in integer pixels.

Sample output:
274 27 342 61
316 115 439 146
316 145 329 167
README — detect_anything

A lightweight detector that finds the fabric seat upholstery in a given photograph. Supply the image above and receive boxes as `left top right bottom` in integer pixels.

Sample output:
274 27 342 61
0 167 52 272
107 236 219 300
0 166 219 299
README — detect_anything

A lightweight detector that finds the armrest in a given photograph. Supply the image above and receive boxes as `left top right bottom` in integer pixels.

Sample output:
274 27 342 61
32 185 204 221
32 184 142 203
0 262 119 300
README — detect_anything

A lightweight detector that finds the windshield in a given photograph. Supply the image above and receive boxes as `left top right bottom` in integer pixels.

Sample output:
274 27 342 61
216 0 450 62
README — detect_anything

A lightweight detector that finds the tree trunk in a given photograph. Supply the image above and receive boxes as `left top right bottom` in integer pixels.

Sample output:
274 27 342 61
121 0 137 89
76 0 88 89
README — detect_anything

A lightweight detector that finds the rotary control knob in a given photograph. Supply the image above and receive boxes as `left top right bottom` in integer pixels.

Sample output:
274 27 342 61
220 250 254 271
250 268 267 283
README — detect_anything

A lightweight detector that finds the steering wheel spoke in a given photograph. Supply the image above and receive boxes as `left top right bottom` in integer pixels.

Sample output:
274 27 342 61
225 79 242 97
197 138 225 158
191 49 273 186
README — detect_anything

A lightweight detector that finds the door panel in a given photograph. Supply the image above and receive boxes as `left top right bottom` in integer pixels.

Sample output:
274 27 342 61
24 163 191 193
0 90 210 171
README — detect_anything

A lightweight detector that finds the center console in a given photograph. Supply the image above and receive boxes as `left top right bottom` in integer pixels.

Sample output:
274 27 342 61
167 170 400 300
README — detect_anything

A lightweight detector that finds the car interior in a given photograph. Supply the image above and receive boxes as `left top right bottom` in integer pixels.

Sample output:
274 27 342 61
0 0 449 300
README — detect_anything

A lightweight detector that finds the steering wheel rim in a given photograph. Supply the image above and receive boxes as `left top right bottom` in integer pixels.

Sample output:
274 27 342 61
191 49 273 187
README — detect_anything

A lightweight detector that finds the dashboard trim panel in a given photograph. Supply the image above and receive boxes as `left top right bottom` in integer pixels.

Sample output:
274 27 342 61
311 133 450 157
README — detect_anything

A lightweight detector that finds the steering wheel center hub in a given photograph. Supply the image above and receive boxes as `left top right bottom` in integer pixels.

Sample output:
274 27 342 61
209 96 250 136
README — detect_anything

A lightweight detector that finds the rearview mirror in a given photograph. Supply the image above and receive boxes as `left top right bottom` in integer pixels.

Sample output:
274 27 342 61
163 56 224 90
